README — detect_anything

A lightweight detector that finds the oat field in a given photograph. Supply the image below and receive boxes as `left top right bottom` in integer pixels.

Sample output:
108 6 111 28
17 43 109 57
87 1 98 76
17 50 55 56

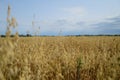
0 36 120 80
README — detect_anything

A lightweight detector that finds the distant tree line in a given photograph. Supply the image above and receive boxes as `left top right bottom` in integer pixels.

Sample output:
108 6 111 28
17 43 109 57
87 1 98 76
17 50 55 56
0 34 120 37
0 34 32 37
74 34 120 37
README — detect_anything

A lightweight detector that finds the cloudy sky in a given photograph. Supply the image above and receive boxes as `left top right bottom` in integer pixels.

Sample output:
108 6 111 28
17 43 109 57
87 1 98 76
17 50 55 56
0 0 120 35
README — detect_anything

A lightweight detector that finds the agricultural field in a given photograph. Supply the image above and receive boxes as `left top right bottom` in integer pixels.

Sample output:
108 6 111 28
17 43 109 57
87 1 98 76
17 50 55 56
0 36 120 80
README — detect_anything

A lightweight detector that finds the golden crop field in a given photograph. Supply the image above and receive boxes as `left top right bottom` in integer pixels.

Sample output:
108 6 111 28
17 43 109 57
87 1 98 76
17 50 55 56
0 36 120 80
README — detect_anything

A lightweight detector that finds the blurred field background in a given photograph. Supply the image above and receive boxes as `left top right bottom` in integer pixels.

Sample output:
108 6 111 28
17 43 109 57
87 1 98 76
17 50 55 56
0 36 120 80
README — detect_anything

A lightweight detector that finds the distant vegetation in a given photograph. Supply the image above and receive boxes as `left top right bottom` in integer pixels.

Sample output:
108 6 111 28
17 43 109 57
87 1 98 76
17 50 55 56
1 34 120 37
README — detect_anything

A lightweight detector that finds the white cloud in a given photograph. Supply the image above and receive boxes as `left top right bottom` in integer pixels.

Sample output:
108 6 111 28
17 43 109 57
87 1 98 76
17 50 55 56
61 6 87 21
40 7 120 35
63 7 86 16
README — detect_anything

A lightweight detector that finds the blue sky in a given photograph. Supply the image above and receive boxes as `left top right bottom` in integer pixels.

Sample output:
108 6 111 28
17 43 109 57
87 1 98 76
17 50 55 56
0 0 120 35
